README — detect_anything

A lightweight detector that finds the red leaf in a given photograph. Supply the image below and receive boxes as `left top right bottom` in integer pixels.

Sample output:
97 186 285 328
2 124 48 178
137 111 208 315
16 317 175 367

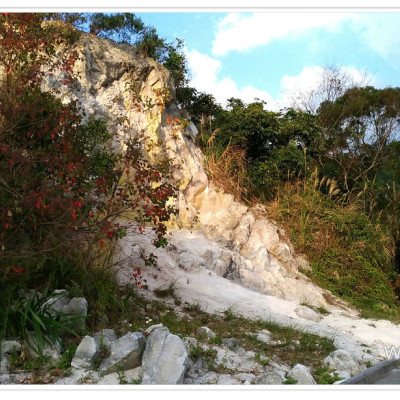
11 265 24 275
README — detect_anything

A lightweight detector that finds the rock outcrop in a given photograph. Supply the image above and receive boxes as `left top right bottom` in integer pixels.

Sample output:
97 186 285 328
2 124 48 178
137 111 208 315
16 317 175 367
34 28 400 371
42 31 333 311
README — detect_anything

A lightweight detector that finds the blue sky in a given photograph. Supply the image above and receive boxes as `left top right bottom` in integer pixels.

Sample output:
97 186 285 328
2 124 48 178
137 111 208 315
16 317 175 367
136 12 400 110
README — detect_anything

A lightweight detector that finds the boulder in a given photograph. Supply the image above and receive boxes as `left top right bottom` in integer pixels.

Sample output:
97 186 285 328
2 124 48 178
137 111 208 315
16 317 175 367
323 349 360 376
221 338 239 351
213 346 262 373
289 364 316 385
63 297 88 315
71 336 100 370
43 290 71 315
215 374 240 384
234 373 255 385
256 330 273 344
142 327 188 384
196 326 216 340
0 357 9 374
187 122 198 139
295 255 312 272
183 337 199 352
255 371 285 384
99 332 146 375
62 297 88 334
145 324 164 335
295 305 321 323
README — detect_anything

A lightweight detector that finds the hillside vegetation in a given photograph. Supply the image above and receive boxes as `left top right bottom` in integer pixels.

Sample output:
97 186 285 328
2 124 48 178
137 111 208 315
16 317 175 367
1 12 400 356
180 82 400 319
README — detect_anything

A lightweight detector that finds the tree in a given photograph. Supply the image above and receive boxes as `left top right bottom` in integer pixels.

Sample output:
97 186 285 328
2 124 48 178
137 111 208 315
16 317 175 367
318 86 400 193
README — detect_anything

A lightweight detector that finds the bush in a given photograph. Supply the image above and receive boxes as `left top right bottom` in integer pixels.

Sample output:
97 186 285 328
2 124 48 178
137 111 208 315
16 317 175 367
0 13 177 340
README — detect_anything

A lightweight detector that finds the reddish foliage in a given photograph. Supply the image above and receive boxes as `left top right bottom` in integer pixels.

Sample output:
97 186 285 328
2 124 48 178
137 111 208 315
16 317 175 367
0 14 177 281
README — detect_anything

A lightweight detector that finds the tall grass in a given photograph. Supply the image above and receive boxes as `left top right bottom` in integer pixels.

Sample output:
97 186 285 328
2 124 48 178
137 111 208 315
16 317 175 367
266 170 397 313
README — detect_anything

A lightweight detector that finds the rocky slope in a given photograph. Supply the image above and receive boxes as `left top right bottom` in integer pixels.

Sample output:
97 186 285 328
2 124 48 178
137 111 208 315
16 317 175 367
41 32 400 367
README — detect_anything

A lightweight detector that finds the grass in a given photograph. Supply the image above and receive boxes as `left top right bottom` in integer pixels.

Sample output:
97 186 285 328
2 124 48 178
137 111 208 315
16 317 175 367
314 367 342 384
282 372 298 384
2 288 338 383
153 282 177 299
300 302 330 316
254 353 271 366
134 299 336 373
266 176 400 321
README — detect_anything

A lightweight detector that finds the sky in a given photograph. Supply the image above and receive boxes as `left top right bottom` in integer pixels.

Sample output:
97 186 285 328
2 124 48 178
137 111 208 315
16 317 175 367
135 12 400 111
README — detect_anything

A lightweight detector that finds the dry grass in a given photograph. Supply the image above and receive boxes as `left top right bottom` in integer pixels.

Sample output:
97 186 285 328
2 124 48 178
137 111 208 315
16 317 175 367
206 145 253 202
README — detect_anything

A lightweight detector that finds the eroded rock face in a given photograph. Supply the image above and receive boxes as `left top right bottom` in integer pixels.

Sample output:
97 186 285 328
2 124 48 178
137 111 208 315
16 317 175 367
142 326 188 384
46 31 339 311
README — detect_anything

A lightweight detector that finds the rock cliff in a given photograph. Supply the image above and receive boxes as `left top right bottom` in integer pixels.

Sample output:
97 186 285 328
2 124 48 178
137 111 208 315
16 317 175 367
42 31 400 361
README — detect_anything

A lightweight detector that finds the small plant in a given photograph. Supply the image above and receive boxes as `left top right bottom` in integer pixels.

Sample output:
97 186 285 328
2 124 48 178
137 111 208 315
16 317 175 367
56 341 78 371
300 302 330 316
211 336 223 345
189 345 217 371
183 302 201 313
365 360 373 368
314 367 342 384
153 281 176 298
117 368 128 384
283 371 298 385
254 353 271 366
224 306 237 321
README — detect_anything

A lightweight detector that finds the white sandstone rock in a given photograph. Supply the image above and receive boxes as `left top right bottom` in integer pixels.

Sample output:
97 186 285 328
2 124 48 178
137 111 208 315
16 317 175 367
142 327 188 384
323 349 361 376
295 305 322 323
289 364 316 385
196 326 216 340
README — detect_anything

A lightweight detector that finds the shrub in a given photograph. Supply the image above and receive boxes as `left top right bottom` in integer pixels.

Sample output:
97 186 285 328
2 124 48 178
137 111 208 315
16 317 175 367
0 13 177 339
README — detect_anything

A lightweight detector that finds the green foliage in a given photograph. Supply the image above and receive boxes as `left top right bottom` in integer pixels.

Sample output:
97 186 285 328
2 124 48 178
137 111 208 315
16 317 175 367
0 14 178 345
0 287 81 357
254 353 271 366
203 99 321 201
314 367 342 384
282 372 298 384
270 177 397 311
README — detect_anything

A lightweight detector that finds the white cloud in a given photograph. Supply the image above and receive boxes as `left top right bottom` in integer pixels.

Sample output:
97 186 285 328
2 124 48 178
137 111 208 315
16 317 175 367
353 13 400 59
186 49 378 114
186 49 279 110
212 12 400 61
212 13 355 56
279 65 377 110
